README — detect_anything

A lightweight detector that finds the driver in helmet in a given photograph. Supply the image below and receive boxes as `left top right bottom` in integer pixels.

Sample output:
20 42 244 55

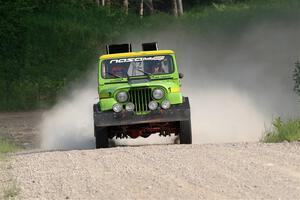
152 61 165 74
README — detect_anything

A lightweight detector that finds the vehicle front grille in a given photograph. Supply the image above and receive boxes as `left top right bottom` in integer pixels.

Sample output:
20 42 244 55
129 88 152 113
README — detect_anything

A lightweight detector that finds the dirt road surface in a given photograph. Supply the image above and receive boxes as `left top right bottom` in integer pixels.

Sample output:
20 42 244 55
1 111 300 199
0 111 43 149
10 143 300 199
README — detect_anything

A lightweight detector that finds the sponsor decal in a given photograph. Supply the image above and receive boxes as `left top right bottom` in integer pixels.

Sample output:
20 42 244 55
110 56 165 64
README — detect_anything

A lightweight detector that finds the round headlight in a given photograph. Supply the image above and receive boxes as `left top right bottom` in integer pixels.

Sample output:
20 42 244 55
148 101 158 111
153 88 164 100
161 100 171 109
116 91 128 103
112 103 122 113
125 102 135 112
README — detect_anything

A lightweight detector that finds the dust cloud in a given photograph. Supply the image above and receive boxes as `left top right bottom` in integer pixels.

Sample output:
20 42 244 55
40 77 97 150
127 21 300 144
40 17 300 149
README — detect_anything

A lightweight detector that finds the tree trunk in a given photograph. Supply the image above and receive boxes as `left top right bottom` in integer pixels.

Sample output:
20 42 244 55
140 0 144 18
95 0 100 7
172 0 178 17
102 0 105 6
177 0 183 16
123 0 129 15
146 0 154 15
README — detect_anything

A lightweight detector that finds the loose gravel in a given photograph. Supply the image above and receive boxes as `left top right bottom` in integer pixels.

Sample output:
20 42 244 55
10 143 300 199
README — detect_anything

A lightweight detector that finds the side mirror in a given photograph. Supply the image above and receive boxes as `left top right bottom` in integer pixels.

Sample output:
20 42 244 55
179 73 184 79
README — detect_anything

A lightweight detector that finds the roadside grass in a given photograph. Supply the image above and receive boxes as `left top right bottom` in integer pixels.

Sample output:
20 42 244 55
2 181 20 200
261 117 300 143
0 139 19 155
0 137 21 199
0 138 19 160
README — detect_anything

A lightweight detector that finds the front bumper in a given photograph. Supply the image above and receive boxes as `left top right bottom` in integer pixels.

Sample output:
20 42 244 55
94 97 190 127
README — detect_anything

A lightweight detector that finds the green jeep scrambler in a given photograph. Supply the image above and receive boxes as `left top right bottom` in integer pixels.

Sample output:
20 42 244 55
93 43 192 148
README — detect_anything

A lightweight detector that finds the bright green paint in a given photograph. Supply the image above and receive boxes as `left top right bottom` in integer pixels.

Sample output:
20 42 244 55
97 53 183 113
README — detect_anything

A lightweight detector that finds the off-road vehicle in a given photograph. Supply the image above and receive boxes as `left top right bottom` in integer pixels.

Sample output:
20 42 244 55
93 42 192 148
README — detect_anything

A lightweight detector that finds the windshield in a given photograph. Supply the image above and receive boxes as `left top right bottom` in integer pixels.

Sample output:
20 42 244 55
101 55 174 79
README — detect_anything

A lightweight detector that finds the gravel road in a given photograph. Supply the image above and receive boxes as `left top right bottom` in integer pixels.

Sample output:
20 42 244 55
10 143 300 200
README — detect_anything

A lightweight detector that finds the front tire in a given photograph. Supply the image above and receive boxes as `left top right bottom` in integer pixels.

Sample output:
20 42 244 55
179 120 192 144
95 126 109 148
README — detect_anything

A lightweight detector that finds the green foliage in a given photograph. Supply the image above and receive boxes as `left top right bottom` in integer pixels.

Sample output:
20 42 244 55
184 0 300 28
293 61 300 95
262 117 300 143
0 1 142 110
1 0 300 110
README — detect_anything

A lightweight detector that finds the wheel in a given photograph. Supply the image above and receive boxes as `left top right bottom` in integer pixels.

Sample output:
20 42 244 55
179 119 192 144
95 125 109 148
